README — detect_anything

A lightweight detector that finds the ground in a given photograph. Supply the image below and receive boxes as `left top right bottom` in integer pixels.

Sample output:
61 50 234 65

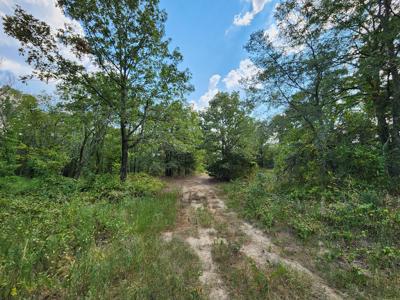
163 175 344 300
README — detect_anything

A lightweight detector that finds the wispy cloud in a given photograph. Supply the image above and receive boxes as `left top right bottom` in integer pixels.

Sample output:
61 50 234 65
233 0 271 26
0 57 32 76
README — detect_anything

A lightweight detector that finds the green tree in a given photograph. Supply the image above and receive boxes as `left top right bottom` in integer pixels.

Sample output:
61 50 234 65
201 92 256 180
58 79 113 178
129 101 203 176
245 1 353 183
0 86 19 175
300 0 400 176
254 121 276 169
3 0 192 181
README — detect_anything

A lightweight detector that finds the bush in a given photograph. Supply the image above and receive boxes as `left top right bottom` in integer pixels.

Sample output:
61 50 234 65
16 144 69 177
207 153 256 180
79 173 165 202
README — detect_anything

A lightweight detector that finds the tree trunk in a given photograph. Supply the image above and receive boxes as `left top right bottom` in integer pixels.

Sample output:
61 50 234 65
75 129 89 179
165 150 172 177
388 66 400 177
372 84 390 146
95 149 102 174
120 121 129 182
383 0 400 177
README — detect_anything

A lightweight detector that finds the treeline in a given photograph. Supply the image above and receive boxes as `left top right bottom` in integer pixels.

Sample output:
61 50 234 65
3 0 196 181
240 0 400 192
197 0 400 189
0 86 203 179
1 0 204 180
1 0 400 191
216 2 400 296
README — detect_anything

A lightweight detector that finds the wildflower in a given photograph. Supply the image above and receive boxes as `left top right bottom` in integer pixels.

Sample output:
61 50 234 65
11 287 17 297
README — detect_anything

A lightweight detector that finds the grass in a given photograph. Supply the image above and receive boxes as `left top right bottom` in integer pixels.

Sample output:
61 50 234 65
189 207 214 228
0 174 204 299
211 241 314 299
221 170 400 299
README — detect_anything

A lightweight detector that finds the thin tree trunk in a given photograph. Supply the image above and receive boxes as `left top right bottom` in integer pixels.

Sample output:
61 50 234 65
383 0 400 177
369 74 389 146
120 121 129 182
388 67 400 177
75 129 89 179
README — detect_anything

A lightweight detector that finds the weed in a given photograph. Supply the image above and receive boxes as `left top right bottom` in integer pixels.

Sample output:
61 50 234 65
190 207 214 228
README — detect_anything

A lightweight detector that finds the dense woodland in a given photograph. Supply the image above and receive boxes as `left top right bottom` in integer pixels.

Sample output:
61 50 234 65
1 0 400 299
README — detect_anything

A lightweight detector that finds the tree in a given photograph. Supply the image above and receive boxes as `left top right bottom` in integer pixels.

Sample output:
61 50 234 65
0 85 19 175
245 0 353 183
201 92 255 180
244 0 396 186
301 0 400 176
128 101 203 176
254 121 276 169
3 0 192 181
58 78 113 178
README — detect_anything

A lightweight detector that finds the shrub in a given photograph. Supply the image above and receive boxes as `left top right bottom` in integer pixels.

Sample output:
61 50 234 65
79 173 165 202
207 153 256 180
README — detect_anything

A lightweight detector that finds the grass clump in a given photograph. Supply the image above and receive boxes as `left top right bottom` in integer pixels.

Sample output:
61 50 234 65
189 207 214 228
0 174 204 299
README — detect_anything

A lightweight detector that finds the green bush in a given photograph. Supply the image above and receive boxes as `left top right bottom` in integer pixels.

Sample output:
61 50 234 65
80 173 165 202
15 144 69 177
223 171 400 260
207 153 256 180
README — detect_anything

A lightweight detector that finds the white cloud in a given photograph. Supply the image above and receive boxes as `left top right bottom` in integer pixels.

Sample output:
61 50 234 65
261 4 306 54
193 74 221 110
233 0 271 26
0 0 83 32
193 59 261 110
233 11 253 26
0 0 13 8
0 0 98 93
223 58 259 90
264 23 279 43
263 22 305 54
1 58 32 76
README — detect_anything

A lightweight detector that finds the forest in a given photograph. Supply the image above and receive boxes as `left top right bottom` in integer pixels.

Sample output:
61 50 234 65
0 0 399 299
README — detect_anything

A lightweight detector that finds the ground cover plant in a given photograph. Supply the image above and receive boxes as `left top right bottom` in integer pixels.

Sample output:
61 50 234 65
222 171 400 299
0 175 204 299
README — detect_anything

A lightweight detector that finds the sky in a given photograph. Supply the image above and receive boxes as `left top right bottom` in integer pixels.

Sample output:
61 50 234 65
0 0 279 110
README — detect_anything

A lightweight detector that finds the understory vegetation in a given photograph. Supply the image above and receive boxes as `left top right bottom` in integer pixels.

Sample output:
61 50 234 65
0 174 204 299
222 171 400 298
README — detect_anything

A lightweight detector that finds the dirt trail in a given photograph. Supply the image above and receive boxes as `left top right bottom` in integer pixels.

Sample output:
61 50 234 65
163 175 343 300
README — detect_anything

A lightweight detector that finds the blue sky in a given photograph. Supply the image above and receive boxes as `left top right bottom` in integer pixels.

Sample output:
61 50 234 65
0 0 279 109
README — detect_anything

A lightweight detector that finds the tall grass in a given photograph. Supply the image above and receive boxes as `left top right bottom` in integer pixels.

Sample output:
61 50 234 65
0 175 203 299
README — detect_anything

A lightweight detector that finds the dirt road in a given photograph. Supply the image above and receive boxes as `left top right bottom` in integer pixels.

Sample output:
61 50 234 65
163 175 343 300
